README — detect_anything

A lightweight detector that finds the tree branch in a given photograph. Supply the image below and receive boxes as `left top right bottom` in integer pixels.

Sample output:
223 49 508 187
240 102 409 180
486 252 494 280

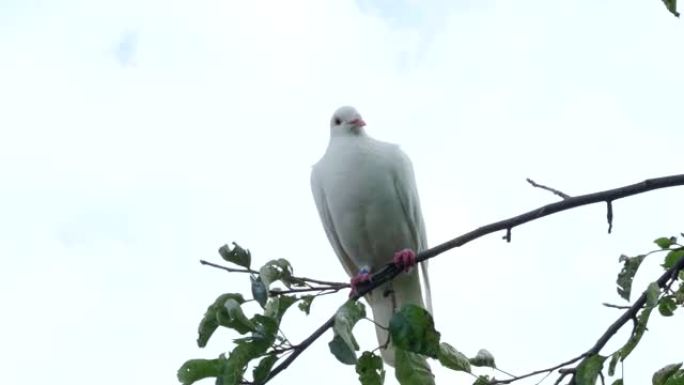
199 259 349 289
585 252 684 357
501 246 684 385
262 174 684 384
488 354 587 385
526 178 571 199
601 303 631 310
270 286 346 295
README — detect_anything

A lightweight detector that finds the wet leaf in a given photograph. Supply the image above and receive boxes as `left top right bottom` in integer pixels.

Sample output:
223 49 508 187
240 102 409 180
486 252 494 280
617 254 646 301
647 282 661 307
389 304 440 358
395 348 435 385
575 354 606 385
328 301 366 364
265 295 297 323
356 351 385 385
197 293 247 347
177 355 227 385
653 363 683 385
664 249 684 270
252 354 278 385
438 342 471 373
655 237 674 249
298 295 315 315
218 242 251 269
470 349 496 368
251 275 268 308
659 296 677 316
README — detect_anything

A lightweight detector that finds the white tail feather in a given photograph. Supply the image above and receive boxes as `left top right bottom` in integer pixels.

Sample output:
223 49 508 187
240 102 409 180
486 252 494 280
420 260 432 315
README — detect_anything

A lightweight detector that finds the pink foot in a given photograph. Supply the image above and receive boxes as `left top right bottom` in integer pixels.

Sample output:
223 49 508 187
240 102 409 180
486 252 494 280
349 268 371 297
393 248 417 272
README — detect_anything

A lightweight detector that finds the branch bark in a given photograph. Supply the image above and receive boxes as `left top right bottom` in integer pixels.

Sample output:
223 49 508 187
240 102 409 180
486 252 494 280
262 174 684 384
526 178 571 199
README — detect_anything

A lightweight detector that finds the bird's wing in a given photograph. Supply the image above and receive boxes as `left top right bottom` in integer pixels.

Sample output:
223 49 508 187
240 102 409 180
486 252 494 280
391 147 432 313
310 168 357 278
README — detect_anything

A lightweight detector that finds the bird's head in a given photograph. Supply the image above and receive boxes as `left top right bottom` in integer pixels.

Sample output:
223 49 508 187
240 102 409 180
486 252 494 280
330 106 366 137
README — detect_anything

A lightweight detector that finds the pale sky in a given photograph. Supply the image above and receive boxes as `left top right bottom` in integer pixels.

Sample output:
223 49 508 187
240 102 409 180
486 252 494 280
1 1 683 385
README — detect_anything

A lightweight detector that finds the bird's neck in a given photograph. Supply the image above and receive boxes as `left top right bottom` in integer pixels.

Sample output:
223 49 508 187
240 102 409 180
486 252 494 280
329 127 367 139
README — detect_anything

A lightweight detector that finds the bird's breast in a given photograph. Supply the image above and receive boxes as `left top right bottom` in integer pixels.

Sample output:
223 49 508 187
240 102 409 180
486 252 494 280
319 143 414 270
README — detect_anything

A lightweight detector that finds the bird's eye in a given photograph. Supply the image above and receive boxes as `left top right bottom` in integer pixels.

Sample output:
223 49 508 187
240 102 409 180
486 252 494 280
334 118 341 125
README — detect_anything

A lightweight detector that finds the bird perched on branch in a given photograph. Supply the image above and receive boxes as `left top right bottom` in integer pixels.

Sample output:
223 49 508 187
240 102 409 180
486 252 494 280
310 105 432 367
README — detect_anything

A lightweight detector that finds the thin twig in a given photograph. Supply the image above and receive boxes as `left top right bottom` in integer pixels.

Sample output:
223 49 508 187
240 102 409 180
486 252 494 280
527 178 571 199
602 303 631 310
607 201 614 234
363 317 389 330
553 371 569 385
270 286 346 295
533 370 553 385
494 367 517 379
199 259 349 288
488 354 587 385
263 174 684 384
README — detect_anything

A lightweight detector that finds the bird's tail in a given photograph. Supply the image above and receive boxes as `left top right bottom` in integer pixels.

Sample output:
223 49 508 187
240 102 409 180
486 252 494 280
420 260 433 315
366 269 426 367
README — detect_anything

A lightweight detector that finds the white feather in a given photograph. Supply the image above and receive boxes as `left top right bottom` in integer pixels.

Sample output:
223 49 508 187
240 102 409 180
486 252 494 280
311 107 432 367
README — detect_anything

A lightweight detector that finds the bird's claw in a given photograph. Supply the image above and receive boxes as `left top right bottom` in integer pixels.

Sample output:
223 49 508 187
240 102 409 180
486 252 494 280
350 269 372 297
393 248 417 272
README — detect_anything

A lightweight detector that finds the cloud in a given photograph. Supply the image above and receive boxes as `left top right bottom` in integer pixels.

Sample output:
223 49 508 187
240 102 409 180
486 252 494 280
115 29 139 67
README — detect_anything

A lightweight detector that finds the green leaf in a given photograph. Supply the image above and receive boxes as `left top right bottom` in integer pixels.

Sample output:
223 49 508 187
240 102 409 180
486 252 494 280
223 341 266 385
675 285 684 305
389 304 440 358
469 349 496 368
218 242 251 269
647 282 661 307
664 370 684 385
356 351 385 385
252 354 278 385
328 301 366 364
659 296 677 317
394 348 435 385
217 298 256 335
608 353 620 376
265 295 297 323
437 342 471 373
251 275 268 308
329 334 358 365
250 314 279 349
664 249 684 270
619 306 653 360
298 295 315 315
259 259 295 288
617 254 646 301
655 237 674 249
177 355 227 385
611 380 623 385
661 0 680 17
575 354 606 385
653 363 683 385
197 293 246 347
473 375 492 385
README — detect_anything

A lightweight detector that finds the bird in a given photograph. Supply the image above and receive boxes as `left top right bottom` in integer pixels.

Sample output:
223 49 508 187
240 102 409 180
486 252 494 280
310 105 432 367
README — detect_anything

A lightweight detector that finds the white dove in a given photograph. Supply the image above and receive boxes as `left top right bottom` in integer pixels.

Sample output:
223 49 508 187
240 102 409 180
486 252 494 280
310 105 432 366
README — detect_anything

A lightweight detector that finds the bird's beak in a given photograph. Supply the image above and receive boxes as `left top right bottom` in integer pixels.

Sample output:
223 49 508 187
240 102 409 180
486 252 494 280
350 118 366 127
